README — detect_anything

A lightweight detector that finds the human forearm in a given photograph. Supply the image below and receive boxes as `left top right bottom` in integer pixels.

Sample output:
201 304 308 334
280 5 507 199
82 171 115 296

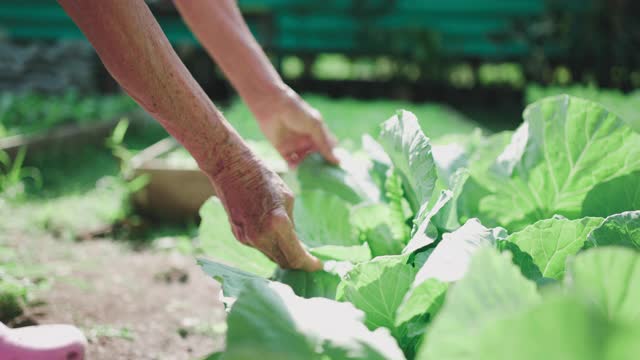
57 0 250 180
174 0 286 119
174 0 339 166
58 0 321 271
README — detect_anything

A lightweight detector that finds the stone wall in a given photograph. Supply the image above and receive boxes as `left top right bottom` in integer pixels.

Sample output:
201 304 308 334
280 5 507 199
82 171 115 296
0 40 97 93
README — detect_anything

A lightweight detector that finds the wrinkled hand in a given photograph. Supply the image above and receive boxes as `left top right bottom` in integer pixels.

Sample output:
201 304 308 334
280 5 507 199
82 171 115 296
253 86 339 167
210 148 322 271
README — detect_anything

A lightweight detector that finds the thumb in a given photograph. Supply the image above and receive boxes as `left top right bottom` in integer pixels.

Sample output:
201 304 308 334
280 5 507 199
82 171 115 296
310 122 340 165
272 213 322 272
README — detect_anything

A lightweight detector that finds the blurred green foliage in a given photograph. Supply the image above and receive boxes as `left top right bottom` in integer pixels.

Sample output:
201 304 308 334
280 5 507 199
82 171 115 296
0 91 138 138
0 244 46 324
0 147 41 200
224 95 479 148
1 94 479 244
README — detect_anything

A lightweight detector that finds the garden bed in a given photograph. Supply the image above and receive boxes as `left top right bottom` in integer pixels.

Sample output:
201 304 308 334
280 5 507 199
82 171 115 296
129 138 214 222
0 114 140 159
129 138 287 222
0 90 140 159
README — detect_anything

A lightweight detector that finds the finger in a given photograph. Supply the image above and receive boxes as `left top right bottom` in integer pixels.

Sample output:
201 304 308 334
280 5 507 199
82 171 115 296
284 152 301 168
310 122 340 165
273 215 322 271
284 144 312 168
249 230 288 266
287 147 313 168
278 136 311 156
265 238 290 268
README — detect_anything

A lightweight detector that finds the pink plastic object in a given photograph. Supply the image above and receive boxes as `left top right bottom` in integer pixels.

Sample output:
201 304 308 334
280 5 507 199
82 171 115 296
0 322 86 360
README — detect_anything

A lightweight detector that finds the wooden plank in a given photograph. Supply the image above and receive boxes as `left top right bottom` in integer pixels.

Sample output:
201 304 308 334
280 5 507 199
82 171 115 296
0 0 575 61
0 6 69 21
276 14 514 36
0 113 141 160
395 0 545 15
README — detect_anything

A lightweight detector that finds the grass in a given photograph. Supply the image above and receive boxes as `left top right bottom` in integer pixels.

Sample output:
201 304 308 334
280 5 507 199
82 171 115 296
0 248 29 323
0 138 162 241
83 325 135 341
1 147 125 236
224 94 480 147
0 91 138 138
0 244 49 324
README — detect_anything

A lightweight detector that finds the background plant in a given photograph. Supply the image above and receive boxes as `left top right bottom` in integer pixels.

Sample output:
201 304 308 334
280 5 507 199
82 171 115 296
0 90 138 138
0 147 41 201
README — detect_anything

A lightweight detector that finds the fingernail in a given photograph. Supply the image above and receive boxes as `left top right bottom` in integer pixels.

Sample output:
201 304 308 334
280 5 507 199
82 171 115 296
307 255 323 272
331 149 341 164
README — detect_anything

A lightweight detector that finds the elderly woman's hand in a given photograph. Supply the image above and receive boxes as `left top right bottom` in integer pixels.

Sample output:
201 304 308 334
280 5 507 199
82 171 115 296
207 141 322 272
252 86 339 168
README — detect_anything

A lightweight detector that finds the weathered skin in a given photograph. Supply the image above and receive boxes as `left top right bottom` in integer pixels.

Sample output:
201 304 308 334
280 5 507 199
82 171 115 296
174 0 339 167
57 0 336 271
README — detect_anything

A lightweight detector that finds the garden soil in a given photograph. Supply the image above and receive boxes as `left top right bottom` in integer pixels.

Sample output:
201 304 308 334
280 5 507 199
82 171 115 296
6 233 225 360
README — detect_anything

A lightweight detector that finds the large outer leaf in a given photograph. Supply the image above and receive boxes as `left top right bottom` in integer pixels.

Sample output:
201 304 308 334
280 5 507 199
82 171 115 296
417 247 540 359
605 322 640 360
456 133 513 225
505 217 604 279
378 110 437 213
310 244 372 263
294 190 359 248
197 258 269 305
467 295 602 360
417 248 640 360
200 257 346 301
351 203 408 257
294 188 373 264
497 241 543 281
566 247 640 323
430 128 486 187
525 84 640 132
478 95 640 230
431 142 468 187
223 281 406 360
413 218 506 284
402 190 452 254
431 168 469 233
273 268 342 299
198 198 275 277
467 131 514 179
395 279 447 327
582 171 640 217
297 152 380 205
336 255 417 331
585 211 640 250
362 134 392 191
396 219 505 330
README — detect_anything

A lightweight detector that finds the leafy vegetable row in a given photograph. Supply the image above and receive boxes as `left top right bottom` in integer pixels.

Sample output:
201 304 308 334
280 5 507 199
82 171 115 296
197 95 640 360
0 90 138 138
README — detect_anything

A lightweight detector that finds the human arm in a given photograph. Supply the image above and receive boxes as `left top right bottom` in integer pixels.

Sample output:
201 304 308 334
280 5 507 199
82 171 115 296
57 0 321 271
174 0 339 167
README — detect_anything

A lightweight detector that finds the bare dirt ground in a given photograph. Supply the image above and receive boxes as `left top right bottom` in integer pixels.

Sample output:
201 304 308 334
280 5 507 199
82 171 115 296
6 232 226 360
